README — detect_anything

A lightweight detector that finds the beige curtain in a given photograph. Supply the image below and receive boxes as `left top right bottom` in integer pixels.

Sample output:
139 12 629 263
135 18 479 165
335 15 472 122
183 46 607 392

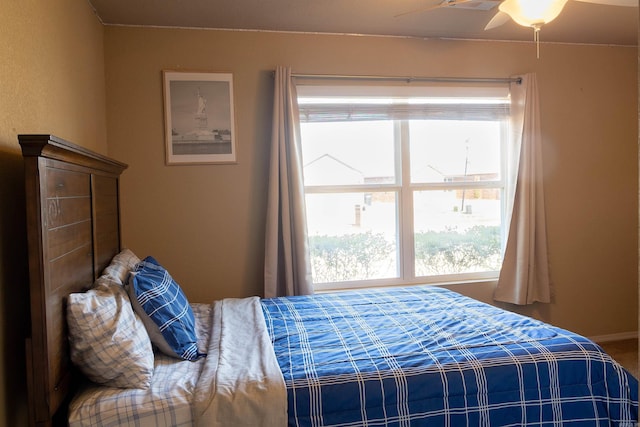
494 73 551 305
264 66 314 298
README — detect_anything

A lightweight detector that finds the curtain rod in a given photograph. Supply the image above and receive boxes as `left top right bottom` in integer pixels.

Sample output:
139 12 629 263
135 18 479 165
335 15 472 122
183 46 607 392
290 72 522 85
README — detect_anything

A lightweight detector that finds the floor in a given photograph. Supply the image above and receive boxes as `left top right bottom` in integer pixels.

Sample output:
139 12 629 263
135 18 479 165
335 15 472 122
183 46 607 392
598 338 639 379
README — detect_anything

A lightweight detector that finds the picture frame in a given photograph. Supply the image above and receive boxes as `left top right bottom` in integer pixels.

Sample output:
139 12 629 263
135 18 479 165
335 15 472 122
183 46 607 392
162 70 237 165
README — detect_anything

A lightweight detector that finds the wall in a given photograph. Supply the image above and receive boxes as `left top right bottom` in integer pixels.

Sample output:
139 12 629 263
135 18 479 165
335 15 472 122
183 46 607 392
105 28 638 339
0 1 107 425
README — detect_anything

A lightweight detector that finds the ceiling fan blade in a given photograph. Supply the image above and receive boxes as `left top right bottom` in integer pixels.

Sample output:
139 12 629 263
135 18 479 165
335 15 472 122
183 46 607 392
394 0 476 18
574 0 638 6
484 11 511 30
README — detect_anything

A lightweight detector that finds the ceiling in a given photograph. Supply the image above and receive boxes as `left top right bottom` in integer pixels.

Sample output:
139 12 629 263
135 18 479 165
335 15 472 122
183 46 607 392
88 0 638 46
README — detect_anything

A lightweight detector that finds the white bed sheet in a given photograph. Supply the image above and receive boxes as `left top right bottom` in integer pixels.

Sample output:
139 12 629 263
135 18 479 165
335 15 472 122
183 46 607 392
68 298 287 427
193 297 286 427
68 303 213 427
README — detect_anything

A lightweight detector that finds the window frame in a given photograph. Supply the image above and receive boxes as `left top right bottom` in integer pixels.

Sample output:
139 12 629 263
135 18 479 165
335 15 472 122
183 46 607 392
298 85 510 292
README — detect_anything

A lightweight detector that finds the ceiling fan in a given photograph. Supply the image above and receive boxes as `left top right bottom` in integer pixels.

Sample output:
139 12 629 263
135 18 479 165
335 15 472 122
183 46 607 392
397 0 637 57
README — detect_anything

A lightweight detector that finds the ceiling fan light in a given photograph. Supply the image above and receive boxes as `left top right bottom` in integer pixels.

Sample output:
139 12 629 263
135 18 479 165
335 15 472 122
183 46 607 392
499 0 569 27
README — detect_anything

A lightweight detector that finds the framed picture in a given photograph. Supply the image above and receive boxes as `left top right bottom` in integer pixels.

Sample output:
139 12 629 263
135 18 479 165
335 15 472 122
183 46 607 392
163 70 237 165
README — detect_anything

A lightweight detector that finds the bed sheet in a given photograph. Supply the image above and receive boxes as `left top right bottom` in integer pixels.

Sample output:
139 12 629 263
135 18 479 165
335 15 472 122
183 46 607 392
68 303 213 427
261 285 639 426
194 296 287 427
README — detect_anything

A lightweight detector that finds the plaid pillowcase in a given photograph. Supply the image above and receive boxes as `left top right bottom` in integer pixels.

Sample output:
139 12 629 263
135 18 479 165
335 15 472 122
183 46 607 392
67 275 154 389
127 256 204 361
103 248 141 285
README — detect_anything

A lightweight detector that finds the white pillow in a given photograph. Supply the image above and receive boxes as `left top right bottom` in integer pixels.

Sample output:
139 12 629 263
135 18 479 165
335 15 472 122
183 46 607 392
102 248 141 285
67 275 154 389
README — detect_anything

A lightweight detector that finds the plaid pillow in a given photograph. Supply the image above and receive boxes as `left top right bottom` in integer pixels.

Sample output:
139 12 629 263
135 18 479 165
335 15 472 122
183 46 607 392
67 275 154 389
102 248 141 285
127 256 203 361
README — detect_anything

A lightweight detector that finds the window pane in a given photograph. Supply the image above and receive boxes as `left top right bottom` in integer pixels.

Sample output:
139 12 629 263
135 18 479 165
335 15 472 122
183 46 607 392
413 190 502 277
300 121 396 186
409 120 502 184
306 192 398 283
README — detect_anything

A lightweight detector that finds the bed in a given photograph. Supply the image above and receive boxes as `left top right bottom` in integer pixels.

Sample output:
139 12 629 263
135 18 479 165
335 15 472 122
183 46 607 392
21 134 638 426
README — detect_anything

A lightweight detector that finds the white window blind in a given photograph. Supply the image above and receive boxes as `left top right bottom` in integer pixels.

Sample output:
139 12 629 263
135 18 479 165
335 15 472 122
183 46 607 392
297 85 510 122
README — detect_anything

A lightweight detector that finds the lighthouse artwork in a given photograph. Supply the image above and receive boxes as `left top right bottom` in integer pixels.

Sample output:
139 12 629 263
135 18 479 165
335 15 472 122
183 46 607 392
163 71 236 164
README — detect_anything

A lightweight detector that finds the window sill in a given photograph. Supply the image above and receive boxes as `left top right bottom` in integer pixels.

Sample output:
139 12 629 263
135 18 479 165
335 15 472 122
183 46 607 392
314 276 499 294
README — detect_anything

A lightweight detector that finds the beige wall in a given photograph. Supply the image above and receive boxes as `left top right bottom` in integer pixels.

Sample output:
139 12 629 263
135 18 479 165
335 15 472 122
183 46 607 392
106 28 638 339
0 1 107 426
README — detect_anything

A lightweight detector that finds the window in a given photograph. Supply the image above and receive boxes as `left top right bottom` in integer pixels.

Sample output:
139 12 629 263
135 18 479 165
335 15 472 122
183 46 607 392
297 84 510 291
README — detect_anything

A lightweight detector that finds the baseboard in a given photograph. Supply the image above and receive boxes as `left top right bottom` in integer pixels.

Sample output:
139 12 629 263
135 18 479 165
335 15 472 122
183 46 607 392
589 331 638 343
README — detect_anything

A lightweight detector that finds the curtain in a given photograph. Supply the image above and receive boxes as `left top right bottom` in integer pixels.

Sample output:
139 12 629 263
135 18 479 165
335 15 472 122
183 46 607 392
264 66 314 298
494 73 551 305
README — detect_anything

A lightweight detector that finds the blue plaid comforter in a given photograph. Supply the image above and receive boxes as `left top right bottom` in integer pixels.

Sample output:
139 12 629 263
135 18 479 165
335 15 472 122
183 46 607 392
261 285 638 426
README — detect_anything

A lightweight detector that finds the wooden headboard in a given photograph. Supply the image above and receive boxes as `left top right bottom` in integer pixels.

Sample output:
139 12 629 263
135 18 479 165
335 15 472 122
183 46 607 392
20 135 128 427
